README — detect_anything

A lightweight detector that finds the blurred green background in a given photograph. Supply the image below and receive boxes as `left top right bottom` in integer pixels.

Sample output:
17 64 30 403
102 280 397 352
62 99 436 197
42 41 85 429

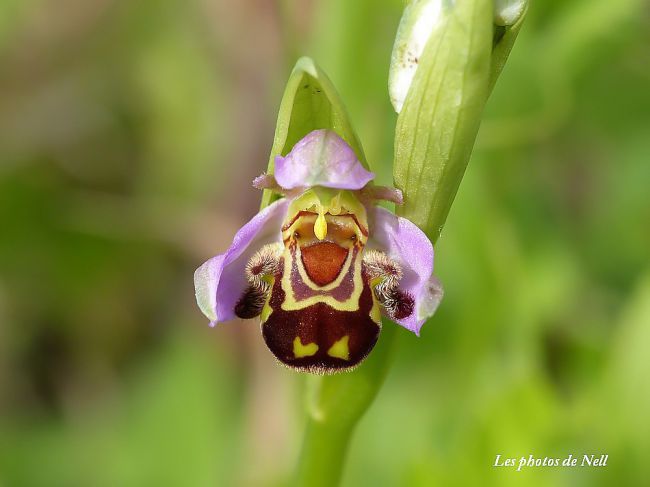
1 0 649 486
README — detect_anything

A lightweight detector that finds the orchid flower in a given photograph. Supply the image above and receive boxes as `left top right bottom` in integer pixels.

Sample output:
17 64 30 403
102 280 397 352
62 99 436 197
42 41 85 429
194 129 442 373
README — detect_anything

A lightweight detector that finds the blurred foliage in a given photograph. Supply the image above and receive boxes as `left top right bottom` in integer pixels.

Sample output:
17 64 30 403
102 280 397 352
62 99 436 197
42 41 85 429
0 0 649 486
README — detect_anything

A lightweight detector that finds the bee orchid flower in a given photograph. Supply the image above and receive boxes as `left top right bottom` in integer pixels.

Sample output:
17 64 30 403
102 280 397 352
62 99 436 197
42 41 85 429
194 129 443 373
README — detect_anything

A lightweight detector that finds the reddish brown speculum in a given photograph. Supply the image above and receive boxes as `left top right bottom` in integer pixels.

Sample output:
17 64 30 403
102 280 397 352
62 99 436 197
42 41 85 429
300 241 348 286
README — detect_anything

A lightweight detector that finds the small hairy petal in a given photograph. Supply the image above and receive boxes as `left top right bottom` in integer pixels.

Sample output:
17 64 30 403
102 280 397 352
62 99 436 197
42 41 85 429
274 129 374 190
385 289 415 321
252 173 280 191
246 244 282 286
235 285 268 319
363 249 415 322
194 199 289 324
235 244 282 319
364 249 403 280
368 207 442 335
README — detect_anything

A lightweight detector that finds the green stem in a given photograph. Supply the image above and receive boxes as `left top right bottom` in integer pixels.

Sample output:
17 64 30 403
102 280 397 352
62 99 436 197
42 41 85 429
293 326 398 487
293 413 352 487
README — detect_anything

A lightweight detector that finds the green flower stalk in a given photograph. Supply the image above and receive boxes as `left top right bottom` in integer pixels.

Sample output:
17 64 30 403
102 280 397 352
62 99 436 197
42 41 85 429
194 57 442 481
294 1 526 485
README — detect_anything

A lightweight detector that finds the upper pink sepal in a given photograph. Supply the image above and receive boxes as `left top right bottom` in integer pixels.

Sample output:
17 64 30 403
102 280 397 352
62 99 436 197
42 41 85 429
274 129 374 190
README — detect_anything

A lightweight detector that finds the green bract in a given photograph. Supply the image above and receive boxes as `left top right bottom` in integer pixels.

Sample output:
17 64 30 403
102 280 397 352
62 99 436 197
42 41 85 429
393 0 493 241
491 0 529 91
261 57 369 209
391 0 528 242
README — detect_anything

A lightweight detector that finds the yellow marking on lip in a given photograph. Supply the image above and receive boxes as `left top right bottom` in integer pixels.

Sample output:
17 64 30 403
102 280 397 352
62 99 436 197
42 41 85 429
327 335 350 360
370 297 382 325
281 246 363 311
293 337 319 358
259 275 276 323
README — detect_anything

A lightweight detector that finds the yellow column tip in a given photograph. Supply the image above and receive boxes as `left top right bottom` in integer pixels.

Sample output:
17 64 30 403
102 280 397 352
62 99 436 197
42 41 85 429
314 212 328 240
